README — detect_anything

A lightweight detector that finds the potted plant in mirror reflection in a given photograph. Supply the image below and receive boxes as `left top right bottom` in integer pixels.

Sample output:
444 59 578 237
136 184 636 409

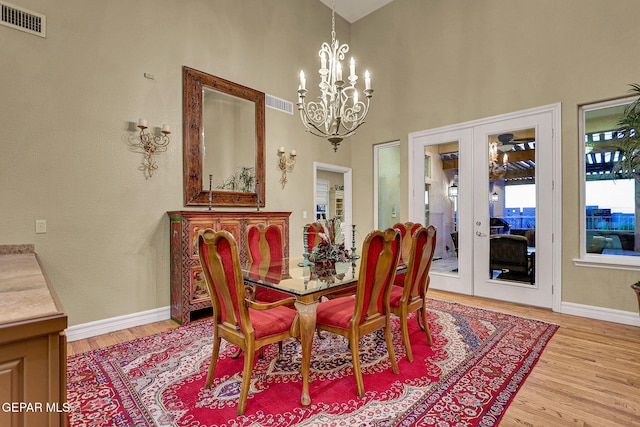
216 166 255 192
308 218 350 281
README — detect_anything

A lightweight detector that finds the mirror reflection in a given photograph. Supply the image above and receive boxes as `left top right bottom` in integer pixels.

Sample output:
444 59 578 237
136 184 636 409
202 87 256 192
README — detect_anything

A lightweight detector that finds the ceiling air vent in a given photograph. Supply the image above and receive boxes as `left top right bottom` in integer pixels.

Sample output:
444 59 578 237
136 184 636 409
266 94 294 115
0 1 45 37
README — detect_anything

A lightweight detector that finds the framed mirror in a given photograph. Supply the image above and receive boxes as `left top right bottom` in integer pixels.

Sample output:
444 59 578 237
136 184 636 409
183 66 265 207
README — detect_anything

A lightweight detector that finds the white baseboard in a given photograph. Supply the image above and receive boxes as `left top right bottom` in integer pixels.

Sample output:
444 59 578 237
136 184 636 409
560 302 640 327
65 306 171 342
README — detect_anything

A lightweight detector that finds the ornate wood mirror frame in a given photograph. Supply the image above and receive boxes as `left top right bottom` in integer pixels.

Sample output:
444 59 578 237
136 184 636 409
183 66 265 207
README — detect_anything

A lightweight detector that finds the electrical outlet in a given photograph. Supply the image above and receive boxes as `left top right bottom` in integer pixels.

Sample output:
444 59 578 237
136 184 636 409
303 210 308 219
35 219 47 234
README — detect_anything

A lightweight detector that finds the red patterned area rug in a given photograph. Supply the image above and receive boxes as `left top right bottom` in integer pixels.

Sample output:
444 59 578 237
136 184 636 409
67 299 558 426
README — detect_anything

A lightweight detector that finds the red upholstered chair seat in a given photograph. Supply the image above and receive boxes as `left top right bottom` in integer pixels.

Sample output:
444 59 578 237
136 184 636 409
249 305 298 339
315 296 356 329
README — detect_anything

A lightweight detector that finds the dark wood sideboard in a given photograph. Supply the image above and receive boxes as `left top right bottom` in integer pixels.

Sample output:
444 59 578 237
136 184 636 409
167 211 291 324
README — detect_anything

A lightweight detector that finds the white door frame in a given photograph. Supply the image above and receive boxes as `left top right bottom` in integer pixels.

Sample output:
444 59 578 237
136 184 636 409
408 103 562 311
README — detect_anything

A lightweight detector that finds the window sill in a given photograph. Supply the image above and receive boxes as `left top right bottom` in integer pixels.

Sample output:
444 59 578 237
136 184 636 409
572 255 640 272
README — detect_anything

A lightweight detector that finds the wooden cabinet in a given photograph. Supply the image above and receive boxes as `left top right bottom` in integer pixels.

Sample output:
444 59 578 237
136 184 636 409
0 245 67 427
168 211 291 324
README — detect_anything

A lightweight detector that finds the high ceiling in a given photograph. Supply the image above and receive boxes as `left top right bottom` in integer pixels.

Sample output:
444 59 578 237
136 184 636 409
318 0 394 23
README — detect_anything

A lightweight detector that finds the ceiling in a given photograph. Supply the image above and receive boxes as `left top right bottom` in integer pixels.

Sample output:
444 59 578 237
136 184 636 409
318 0 395 23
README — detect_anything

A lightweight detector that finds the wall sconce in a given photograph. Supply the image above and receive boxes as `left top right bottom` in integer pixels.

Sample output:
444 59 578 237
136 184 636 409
448 182 458 198
130 119 171 178
277 146 296 188
490 191 499 203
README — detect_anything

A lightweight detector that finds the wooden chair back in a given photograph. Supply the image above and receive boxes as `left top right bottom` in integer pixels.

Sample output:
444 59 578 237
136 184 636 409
393 222 422 265
246 223 284 281
198 229 246 331
403 225 437 300
353 228 402 325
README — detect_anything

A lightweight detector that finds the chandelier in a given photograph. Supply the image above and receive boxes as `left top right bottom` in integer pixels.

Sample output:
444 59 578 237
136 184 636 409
297 0 373 152
489 142 508 179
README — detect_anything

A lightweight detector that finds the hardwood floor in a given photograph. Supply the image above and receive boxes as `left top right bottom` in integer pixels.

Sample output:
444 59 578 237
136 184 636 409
67 290 640 426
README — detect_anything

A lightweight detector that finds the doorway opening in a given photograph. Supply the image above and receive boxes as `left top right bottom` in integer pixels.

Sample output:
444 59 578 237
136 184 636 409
313 162 353 235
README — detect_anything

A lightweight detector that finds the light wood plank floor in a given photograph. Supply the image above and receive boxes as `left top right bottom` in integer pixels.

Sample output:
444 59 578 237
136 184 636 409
67 290 640 426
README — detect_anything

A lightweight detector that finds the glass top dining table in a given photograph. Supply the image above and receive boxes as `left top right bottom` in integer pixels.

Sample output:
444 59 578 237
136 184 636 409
241 257 406 407
243 258 361 297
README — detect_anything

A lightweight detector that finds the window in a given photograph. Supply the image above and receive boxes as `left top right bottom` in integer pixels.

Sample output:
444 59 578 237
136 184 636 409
578 96 640 268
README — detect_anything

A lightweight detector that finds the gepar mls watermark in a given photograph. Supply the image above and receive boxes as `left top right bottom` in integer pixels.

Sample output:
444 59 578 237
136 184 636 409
2 402 70 413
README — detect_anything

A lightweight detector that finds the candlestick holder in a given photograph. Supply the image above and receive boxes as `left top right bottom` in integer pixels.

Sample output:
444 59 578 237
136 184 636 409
129 119 171 178
208 174 213 210
302 225 311 267
351 224 359 264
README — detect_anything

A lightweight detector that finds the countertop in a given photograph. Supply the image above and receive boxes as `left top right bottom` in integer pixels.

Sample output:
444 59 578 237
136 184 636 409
0 245 62 325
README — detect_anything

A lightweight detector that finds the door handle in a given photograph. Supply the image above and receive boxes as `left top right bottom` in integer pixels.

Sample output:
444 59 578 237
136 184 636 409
476 231 487 237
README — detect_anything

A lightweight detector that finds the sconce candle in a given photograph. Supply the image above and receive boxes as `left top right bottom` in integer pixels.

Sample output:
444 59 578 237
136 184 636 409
130 120 171 178
277 147 297 188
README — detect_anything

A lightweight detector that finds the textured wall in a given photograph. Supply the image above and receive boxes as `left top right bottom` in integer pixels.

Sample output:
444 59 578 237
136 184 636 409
0 0 351 325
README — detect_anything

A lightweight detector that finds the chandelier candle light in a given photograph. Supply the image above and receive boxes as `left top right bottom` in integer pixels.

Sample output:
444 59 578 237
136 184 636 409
297 0 373 152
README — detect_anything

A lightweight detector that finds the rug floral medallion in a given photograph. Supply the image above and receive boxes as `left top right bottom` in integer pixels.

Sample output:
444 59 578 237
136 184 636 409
67 299 558 426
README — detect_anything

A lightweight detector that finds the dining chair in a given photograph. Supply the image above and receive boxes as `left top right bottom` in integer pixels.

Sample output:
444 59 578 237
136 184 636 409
315 228 402 397
198 229 299 415
389 225 437 362
246 223 292 303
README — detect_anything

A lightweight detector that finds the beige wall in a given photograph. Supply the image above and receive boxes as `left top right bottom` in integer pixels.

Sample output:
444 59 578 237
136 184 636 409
3 0 640 326
0 0 351 325
349 0 640 313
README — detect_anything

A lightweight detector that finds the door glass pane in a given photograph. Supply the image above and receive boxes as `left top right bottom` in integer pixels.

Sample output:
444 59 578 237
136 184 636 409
584 102 639 257
488 130 536 285
429 141 459 275
377 144 400 230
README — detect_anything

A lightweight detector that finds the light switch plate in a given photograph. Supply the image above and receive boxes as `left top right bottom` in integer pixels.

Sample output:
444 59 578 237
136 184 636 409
35 219 46 234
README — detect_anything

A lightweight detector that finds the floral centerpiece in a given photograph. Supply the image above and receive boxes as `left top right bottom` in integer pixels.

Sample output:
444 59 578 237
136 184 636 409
308 218 350 279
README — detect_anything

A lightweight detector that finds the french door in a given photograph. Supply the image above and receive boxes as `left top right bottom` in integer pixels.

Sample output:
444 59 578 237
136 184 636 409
408 105 559 308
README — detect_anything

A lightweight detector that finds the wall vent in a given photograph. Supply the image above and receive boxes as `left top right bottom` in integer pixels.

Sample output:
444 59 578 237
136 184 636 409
266 94 294 115
0 1 45 37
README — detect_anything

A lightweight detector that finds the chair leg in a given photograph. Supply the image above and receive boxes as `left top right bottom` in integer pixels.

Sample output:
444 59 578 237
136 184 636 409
237 343 256 416
206 333 221 388
400 312 413 362
349 335 365 397
384 322 399 375
419 307 433 347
